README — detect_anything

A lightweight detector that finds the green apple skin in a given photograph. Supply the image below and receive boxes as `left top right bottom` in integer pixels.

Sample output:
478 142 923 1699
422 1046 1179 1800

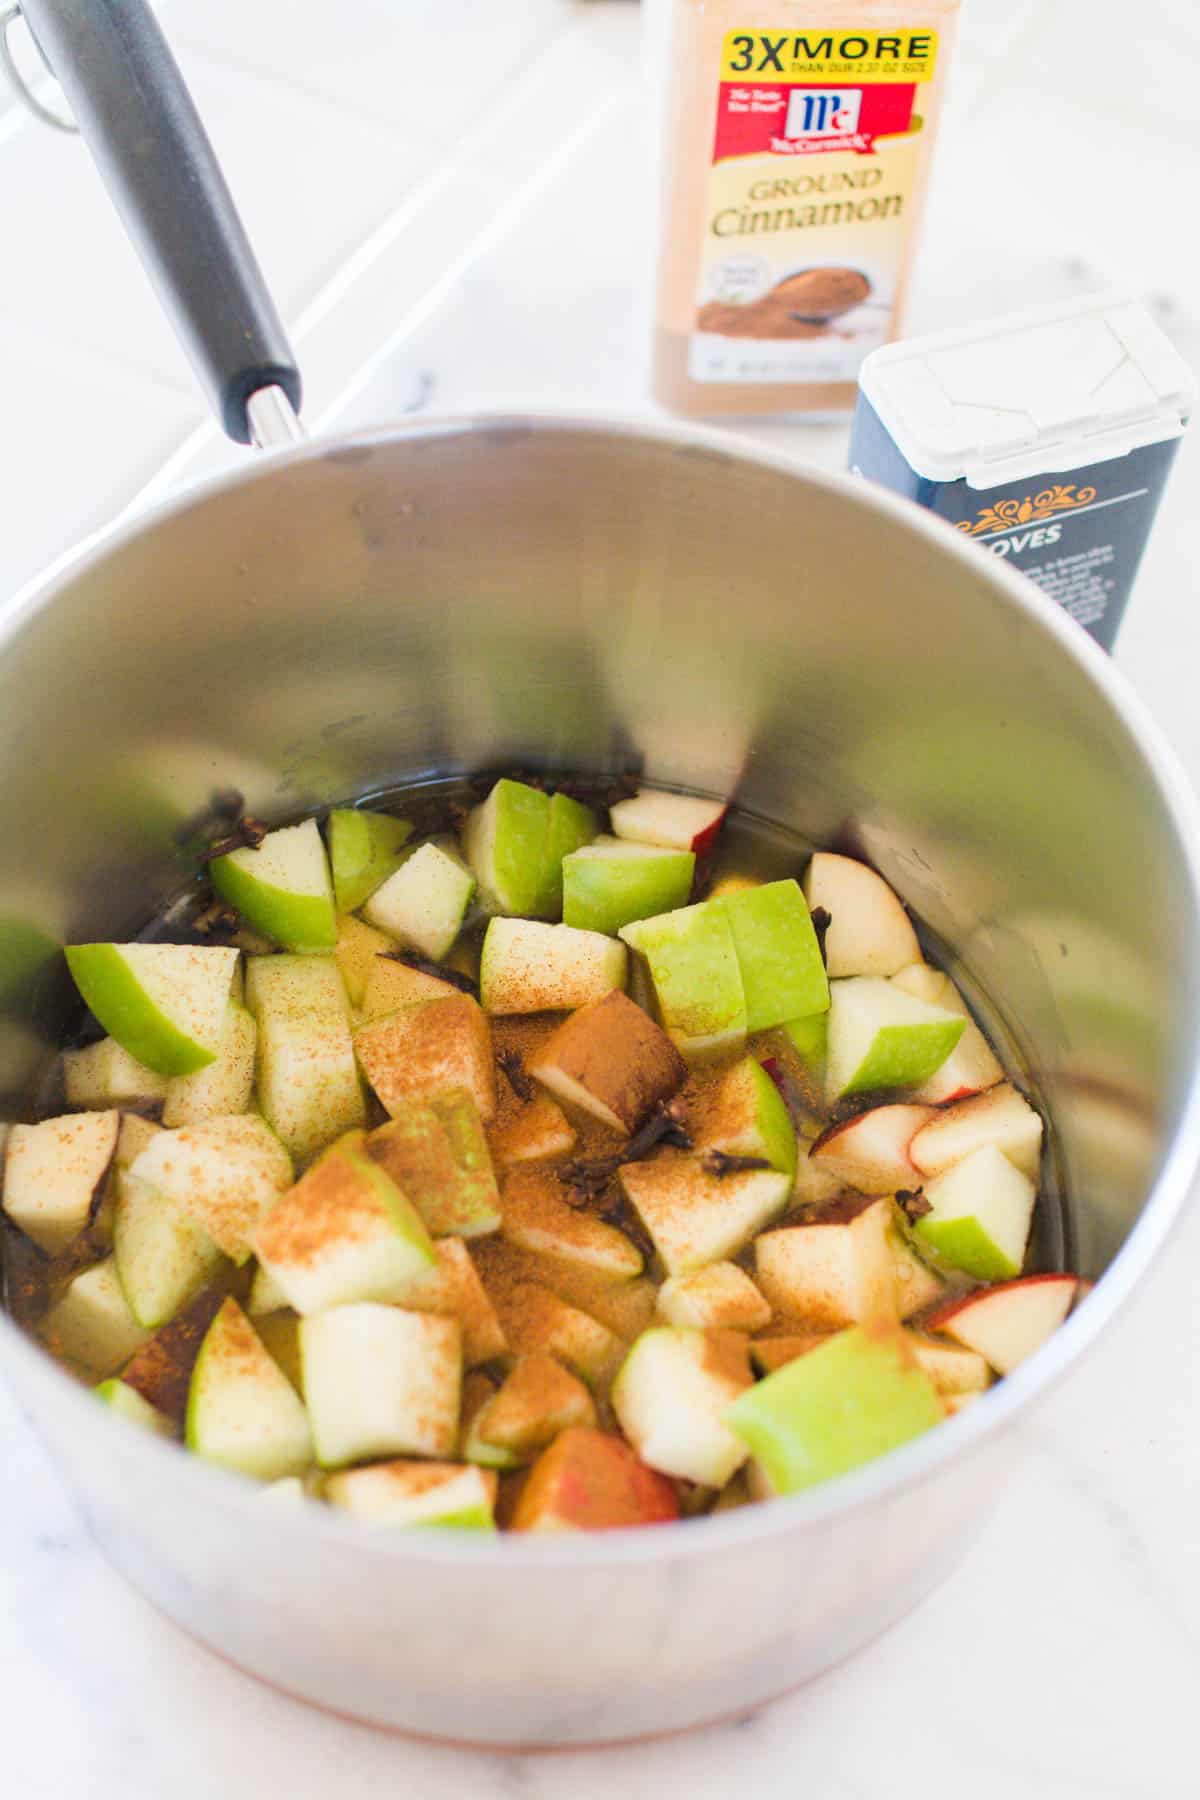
463 778 550 917
701 1057 797 1180
95 1378 173 1436
327 809 414 912
535 793 598 917
65 943 237 1076
620 903 747 1061
826 979 965 1099
363 841 475 960
784 1012 828 1082
915 1216 1019 1281
720 880 829 1031
725 1324 943 1494
562 844 695 936
211 819 337 953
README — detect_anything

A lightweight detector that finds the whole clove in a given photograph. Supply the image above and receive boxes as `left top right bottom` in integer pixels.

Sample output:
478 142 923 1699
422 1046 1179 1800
701 1150 771 1178
191 897 242 938
558 1101 692 1200
896 1188 932 1223
197 814 268 865
497 1048 533 1101
810 905 832 965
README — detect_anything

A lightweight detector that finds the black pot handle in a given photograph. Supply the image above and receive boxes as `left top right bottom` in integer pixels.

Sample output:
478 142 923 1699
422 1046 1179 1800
20 0 301 444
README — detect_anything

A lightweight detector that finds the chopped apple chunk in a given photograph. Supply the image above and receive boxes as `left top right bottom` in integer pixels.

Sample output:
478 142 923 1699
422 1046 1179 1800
619 1149 791 1276
657 1262 771 1332
253 1130 436 1314
62 1037 168 1110
802 853 920 978
612 1327 753 1487
162 1002 256 1126
750 1331 831 1374
485 1281 625 1387
386 1237 507 1366
465 1353 596 1468
480 919 627 1015
129 1114 292 1264
825 978 964 1101
902 1330 991 1396
358 953 463 1021
909 1082 1043 1181
487 1091 577 1168
246 954 364 1161
301 1303 461 1468
365 1090 501 1238
890 964 1004 1103
355 993 497 1123
620 902 746 1063
40 1256 151 1377
4 1110 119 1254
754 1195 899 1330
927 1274 1079 1373
326 1459 497 1531
510 1426 680 1532
914 1144 1036 1281
501 1166 642 1278
333 914 397 1011
809 1102 934 1195
693 1056 797 1177
526 990 685 1133
186 1297 313 1482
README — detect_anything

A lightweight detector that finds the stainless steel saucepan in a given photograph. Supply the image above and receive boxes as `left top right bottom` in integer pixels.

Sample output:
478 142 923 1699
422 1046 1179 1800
1 0 1198 1747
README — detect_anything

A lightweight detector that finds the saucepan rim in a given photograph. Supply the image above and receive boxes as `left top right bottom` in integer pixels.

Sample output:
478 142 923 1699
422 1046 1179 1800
3 410 1199 1565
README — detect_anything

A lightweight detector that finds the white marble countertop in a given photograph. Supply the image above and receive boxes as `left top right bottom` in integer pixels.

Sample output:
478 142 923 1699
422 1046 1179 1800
3 1 1200 1792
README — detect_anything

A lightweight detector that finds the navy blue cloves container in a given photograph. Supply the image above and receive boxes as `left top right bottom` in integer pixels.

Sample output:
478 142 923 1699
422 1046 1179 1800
849 293 1194 649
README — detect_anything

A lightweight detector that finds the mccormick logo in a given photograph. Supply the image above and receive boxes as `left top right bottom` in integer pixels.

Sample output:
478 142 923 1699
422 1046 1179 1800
776 87 868 154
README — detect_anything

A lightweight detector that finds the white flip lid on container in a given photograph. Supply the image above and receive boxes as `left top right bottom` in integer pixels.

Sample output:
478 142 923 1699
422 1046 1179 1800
858 292 1196 488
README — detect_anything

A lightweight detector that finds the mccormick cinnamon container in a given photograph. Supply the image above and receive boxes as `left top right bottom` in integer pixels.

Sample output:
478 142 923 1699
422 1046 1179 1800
850 293 1195 649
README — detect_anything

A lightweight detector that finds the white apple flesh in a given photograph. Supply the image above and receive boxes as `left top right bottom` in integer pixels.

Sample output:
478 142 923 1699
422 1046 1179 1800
608 790 727 856
910 1081 1043 1180
926 1274 1079 1374
809 1102 935 1195
802 852 920 978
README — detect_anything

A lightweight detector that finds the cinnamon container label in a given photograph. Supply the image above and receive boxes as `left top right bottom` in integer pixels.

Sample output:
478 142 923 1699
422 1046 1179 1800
688 28 938 384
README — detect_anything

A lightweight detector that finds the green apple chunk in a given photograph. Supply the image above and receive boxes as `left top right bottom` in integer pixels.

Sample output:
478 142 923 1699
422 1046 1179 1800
366 1091 501 1239
65 943 239 1076
694 1057 797 1180
825 977 964 1100
720 879 829 1031
129 1114 293 1264
113 1169 227 1329
364 840 475 961
3 1110 119 1253
501 1165 642 1277
620 902 746 1063
612 1327 754 1487
162 1002 256 1126
355 993 497 1122
333 914 396 1010
326 1460 497 1531
465 1353 596 1470
783 1012 828 1086
327 808 414 912
246 954 365 1160
254 1130 436 1314
95 1378 174 1436
726 1324 943 1494
618 1149 791 1276
656 1262 771 1332
210 818 336 953
41 1256 151 1377
914 1143 1036 1280
62 1036 169 1110
562 841 694 937
301 1303 461 1468
186 1297 313 1480
480 918 627 1014
535 793 598 917
462 777 551 917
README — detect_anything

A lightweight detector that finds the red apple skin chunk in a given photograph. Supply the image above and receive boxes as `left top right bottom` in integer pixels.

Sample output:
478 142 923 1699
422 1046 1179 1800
608 790 727 857
802 852 920 978
526 989 686 1134
809 1104 935 1196
926 1275 1080 1374
510 1426 680 1532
